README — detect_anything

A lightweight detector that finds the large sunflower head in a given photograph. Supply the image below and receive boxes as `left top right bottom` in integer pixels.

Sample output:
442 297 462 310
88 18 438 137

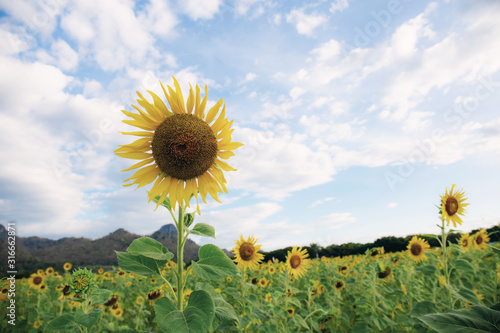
115 77 243 214
459 233 472 252
232 235 265 270
286 246 309 278
407 236 430 263
28 273 44 289
473 229 490 251
440 184 469 227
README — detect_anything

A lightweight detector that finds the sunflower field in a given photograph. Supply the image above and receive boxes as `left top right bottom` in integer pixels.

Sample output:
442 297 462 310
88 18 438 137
1 233 499 332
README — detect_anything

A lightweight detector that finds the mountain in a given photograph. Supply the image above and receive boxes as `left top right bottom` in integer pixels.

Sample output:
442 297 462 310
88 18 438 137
0 223 224 278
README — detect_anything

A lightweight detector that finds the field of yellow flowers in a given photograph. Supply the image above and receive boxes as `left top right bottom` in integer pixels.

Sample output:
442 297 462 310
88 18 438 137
1 234 498 332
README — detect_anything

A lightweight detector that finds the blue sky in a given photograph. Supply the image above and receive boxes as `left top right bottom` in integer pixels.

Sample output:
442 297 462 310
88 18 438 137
1 0 499 251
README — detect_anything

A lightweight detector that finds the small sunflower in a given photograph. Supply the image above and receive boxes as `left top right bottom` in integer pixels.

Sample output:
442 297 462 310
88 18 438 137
115 77 243 214
45 267 54 275
377 267 392 280
104 295 120 307
232 235 265 270
265 293 272 302
473 229 490 251
136 296 145 305
334 280 345 291
69 268 96 296
33 320 43 329
286 246 309 278
0 286 8 301
440 184 469 227
407 236 430 263
28 273 44 289
147 290 163 301
459 233 472 252
286 308 295 317
63 263 72 271
259 277 268 288
111 308 123 318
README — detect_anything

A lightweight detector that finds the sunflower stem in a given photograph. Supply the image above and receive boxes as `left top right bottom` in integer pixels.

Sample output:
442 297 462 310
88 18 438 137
176 203 186 311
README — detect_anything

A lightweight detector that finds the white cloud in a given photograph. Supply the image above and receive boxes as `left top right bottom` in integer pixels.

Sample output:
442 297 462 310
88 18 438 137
330 0 349 14
178 0 223 20
286 8 327 36
388 202 397 208
308 197 335 208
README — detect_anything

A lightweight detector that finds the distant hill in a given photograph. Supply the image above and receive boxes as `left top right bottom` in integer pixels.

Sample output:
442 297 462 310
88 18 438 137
0 223 230 278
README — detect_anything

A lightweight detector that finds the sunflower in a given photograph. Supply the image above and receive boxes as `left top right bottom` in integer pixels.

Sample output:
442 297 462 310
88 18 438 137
111 308 123 318
45 267 54 275
28 273 44 289
459 233 472 252
377 267 392 280
407 236 430 263
33 320 42 329
259 277 268 288
69 268 95 296
334 280 345 291
104 295 120 307
473 230 490 251
136 296 145 305
286 308 295 317
439 275 447 286
232 235 265 270
440 184 469 227
147 290 162 301
63 263 72 271
265 293 272 302
115 77 243 214
0 286 8 301
286 247 309 278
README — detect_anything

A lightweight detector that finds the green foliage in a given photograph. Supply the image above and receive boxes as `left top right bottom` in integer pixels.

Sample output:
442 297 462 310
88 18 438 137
155 291 215 333
418 305 500 332
192 244 239 280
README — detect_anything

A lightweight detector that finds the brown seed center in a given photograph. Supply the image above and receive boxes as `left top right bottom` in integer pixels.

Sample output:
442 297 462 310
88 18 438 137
152 114 217 180
410 243 422 256
462 238 468 247
476 235 483 245
239 243 255 261
290 255 301 269
445 197 459 216
33 276 42 285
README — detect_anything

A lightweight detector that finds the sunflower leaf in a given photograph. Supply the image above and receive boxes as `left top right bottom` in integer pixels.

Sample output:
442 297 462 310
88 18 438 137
43 313 77 332
418 305 500 333
126 237 174 261
75 309 103 330
487 244 500 255
184 212 195 228
89 289 112 305
154 291 215 333
191 244 239 280
151 193 172 211
116 251 168 276
189 223 215 238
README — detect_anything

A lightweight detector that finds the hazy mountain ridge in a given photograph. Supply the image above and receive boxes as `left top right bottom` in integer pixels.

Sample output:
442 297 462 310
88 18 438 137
0 223 227 277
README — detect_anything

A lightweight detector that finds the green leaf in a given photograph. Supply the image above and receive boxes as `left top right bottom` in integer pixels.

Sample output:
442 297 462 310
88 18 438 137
422 233 439 240
453 259 474 273
418 305 500 332
43 314 77 332
127 237 174 261
409 301 438 317
189 223 215 239
293 314 310 330
213 296 239 323
89 289 112 305
448 286 480 305
155 291 215 333
191 244 239 280
75 309 103 329
116 251 168 276
416 265 437 274
151 193 172 211
487 244 500 255
184 212 195 228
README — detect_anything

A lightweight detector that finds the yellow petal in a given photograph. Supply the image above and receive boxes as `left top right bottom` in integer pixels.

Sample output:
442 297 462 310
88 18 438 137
172 76 186 112
135 167 161 189
197 85 208 118
147 90 169 117
120 157 155 172
148 176 169 202
186 84 194 114
122 119 156 131
217 150 235 160
124 164 159 183
154 183 170 211
205 98 223 124
169 179 178 210
120 131 153 137
115 152 153 159
218 141 244 151
215 158 237 172
209 167 227 193
210 105 227 133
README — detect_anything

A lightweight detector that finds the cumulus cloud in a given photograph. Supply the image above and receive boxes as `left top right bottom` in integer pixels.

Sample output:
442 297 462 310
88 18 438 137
286 8 327 36
178 0 223 20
